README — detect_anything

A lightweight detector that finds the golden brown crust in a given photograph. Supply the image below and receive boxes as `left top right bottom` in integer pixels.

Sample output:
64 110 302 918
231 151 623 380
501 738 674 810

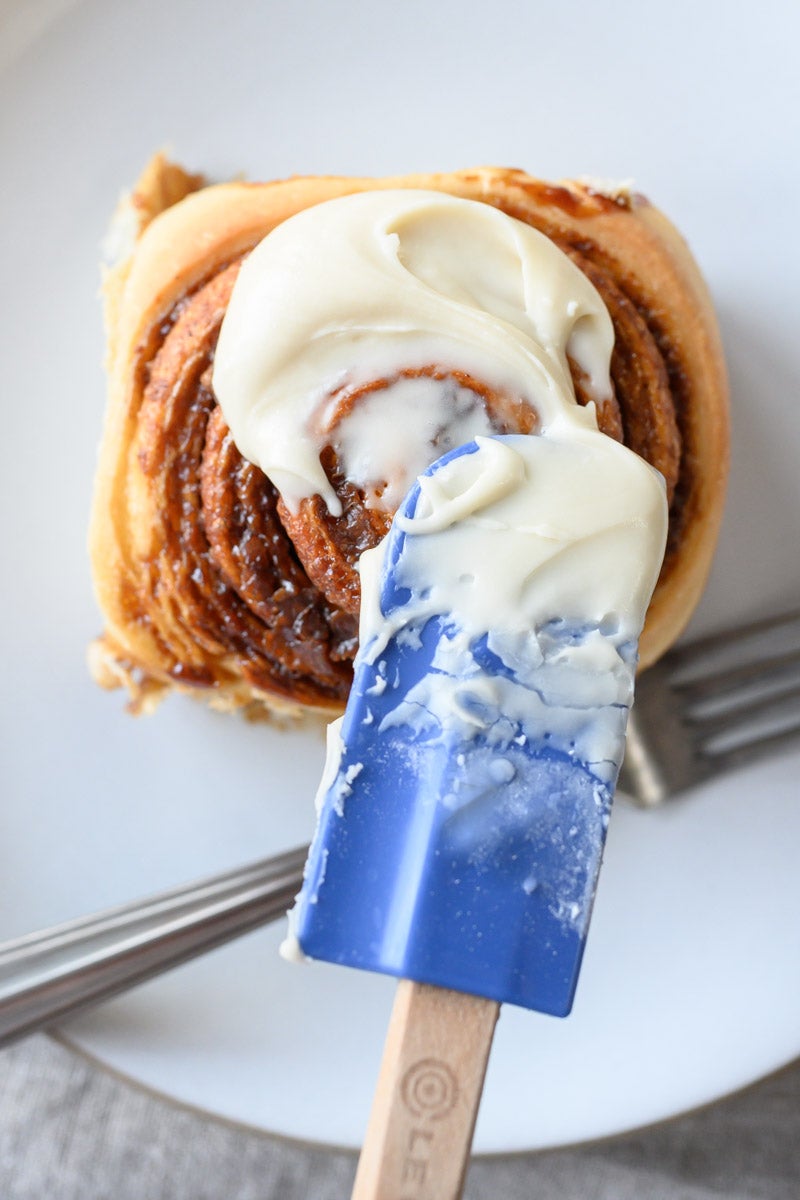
89 157 729 715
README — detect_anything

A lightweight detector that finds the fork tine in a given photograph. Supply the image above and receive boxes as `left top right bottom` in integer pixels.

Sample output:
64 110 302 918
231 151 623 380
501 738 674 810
677 647 800 706
689 680 800 740
704 719 800 774
666 608 800 672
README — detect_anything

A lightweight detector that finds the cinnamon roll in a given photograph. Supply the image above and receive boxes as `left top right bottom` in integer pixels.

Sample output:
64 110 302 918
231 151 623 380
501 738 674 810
88 156 729 717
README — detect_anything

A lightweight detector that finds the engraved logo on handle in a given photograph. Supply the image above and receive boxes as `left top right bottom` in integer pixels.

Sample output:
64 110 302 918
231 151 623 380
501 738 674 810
400 1058 459 1121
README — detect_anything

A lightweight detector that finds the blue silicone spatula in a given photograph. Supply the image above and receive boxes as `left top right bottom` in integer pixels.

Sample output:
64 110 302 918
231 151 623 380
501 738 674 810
292 436 645 1200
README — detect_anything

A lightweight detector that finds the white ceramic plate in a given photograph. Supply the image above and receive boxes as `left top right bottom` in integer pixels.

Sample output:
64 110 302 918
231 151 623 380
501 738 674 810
1 0 798 1153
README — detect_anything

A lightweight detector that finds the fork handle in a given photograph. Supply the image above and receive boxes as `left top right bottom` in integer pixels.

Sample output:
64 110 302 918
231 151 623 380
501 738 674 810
0 847 308 1047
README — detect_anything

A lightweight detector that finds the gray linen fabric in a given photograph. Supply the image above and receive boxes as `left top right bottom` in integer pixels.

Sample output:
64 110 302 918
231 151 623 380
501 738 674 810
0 1036 797 1200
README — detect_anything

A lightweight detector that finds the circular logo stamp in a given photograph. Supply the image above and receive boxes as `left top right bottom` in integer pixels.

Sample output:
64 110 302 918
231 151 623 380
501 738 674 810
400 1058 459 1121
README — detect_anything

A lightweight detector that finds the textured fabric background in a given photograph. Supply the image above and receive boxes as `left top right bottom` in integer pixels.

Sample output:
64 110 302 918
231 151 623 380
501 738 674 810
0 1036 797 1199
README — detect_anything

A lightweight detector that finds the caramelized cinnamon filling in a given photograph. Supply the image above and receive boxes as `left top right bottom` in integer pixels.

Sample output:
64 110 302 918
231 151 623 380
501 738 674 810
133 262 355 704
127 207 686 709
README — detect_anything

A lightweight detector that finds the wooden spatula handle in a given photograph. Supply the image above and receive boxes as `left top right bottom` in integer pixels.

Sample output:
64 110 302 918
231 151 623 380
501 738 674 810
352 980 500 1200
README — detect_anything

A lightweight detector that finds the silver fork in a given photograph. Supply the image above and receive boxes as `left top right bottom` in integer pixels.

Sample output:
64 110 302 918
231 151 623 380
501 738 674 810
620 607 800 806
1 608 798 1048
0 847 309 1049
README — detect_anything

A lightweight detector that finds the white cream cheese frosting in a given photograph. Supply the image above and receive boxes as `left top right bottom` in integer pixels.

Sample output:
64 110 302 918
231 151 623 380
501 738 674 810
212 189 616 516
357 431 666 787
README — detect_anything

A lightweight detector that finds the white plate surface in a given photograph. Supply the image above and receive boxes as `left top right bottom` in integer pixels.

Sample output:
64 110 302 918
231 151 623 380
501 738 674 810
1 0 799 1153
